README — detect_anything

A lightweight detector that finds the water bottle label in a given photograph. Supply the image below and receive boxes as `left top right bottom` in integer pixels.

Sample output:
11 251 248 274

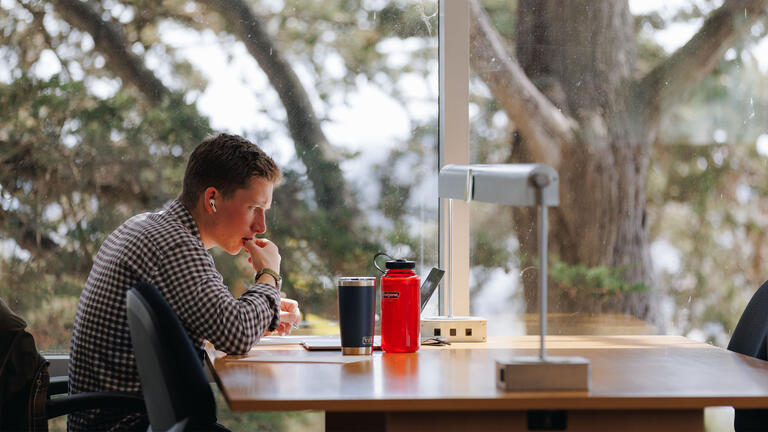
382 291 400 299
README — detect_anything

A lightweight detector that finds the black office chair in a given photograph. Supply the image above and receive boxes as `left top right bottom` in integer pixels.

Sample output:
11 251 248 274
0 297 144 432
727 279 768 431
126 281 226 432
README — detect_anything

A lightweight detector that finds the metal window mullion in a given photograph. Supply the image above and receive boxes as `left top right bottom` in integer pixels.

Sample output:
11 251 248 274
438 0 470 317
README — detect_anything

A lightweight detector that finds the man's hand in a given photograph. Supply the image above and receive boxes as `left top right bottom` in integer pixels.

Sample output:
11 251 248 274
243 237 281 275
268 298 301 336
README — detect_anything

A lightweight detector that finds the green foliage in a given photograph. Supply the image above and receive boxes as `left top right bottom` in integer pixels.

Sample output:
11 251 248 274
549 258 648 303
471 230 512 270
372 122 440 268
647 41 768 345
0 73 213 349
479 0 516 40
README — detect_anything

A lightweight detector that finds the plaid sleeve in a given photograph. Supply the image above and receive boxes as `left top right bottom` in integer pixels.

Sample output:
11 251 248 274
156 236 281 354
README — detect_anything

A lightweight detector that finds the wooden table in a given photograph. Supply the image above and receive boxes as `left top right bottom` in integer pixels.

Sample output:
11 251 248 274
206 336 768 432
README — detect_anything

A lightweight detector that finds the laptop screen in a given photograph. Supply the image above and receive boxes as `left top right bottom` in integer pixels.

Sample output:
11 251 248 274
420 267 445 312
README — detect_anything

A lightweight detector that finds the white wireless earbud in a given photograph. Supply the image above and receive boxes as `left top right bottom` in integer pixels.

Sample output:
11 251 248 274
209 198 217 213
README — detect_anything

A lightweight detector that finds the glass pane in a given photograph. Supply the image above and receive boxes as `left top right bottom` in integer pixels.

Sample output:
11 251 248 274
468 0 767 344
0 0 438 356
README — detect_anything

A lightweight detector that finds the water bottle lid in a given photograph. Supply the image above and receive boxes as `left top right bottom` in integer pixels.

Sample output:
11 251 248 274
373 252 415 273
385 259 415 270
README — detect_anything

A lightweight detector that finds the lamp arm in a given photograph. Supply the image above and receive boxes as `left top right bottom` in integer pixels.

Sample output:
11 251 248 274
448 198 455 318
536 185 548 361
530 170 551 360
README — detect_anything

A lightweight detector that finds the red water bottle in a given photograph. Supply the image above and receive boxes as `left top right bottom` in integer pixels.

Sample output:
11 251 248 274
376 254 420 353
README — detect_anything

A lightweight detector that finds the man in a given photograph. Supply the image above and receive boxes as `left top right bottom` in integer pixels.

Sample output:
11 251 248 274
68 133 300 431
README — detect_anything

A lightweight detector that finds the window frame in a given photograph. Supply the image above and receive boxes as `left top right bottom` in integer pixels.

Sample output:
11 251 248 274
438 0 470 316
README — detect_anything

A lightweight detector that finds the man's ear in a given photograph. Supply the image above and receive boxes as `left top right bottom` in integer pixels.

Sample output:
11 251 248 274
204 187 218 215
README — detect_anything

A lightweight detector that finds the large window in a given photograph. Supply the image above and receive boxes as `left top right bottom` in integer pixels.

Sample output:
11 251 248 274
5 0 768 352
0 0 438 351
464 0 768 347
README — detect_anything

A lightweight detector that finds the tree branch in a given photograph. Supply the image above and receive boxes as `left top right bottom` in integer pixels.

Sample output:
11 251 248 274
197 0 356 214
20 1 72 82
639 0 768 114
468 0 577 168
0 213 92 280
0 209 58 258
51 0 169 104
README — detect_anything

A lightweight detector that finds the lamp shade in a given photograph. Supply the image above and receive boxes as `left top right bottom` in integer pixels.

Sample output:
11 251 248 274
438 164 559 206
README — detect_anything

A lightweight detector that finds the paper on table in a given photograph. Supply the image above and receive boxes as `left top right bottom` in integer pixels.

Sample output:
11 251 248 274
227 351 373 364
256 335 306 345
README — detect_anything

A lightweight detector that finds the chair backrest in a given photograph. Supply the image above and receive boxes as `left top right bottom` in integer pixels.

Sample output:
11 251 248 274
728 280 768 360
126 282 216 432
727 280 768 431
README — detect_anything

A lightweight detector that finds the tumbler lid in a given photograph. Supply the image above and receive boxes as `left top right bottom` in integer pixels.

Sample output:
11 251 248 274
337 276 376 286
385 259 415 270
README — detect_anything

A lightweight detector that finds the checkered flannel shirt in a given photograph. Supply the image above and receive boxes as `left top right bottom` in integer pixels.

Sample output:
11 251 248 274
67 200 281 431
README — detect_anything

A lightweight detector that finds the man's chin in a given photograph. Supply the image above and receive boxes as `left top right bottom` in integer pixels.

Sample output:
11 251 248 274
223 245 242 255
223 238 252 255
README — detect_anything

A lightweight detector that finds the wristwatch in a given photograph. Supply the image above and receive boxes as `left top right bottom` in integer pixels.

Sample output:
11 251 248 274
255 268 281 287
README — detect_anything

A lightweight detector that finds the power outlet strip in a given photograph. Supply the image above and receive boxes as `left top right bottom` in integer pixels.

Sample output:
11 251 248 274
421 316 487 342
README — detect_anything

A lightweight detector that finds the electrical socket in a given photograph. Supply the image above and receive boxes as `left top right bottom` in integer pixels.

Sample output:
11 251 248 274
420 316 487 342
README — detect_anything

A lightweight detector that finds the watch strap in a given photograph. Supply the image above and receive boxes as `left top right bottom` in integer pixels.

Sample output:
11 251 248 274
255 268 281 286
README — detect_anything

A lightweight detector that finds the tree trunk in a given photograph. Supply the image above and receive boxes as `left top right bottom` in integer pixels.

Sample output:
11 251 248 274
515 0 654 318
471 0 768 320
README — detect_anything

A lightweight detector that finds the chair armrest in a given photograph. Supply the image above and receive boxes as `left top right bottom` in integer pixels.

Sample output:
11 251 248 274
48 375 69 396
46 392 145 419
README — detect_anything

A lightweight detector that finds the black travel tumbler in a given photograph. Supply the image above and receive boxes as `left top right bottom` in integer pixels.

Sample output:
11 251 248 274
337 277 376 355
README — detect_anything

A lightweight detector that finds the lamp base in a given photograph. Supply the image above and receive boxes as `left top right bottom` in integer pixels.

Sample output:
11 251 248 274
496 356 590 391
420 316 487 342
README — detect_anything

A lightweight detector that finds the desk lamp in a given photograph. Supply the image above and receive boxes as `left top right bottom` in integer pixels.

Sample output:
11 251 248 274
438 163 590 391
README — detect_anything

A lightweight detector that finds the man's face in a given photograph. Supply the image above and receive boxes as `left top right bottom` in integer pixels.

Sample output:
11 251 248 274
212 176 274 255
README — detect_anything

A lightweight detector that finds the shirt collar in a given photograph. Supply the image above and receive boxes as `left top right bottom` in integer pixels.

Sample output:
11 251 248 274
166 200 202 242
